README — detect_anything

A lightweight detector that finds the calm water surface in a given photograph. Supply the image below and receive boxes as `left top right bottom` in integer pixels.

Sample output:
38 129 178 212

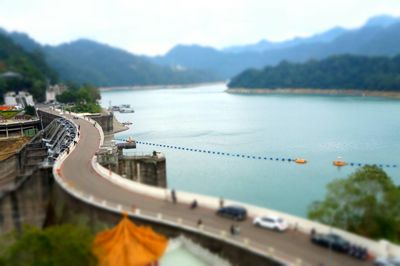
101 84 400 217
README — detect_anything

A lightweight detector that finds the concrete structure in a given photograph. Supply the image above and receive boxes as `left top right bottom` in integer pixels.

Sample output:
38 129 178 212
1 108 399 266
0 119 41 138
118 152 167 187
45 84 67 103
0 132 47 187
51 108 398 265
0 166 53 233
0 116 79 233
4 91 34 108
87 112 114 133
97 139 167 188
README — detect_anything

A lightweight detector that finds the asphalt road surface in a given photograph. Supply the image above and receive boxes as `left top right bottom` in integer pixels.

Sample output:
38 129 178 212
49 109 370 266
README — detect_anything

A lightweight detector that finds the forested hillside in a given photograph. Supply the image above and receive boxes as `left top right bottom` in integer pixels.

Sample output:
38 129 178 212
228 55 400 91
44 39 219 87
0 33 57 102
1 28 221 87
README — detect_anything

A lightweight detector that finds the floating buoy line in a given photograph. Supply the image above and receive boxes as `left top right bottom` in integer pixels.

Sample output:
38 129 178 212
114 138 397 169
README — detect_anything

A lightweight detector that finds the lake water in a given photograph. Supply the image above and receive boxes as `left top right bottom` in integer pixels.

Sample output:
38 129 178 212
101 84 400 217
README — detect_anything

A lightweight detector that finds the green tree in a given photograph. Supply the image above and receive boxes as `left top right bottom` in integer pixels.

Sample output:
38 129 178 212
228 54 400 92
0 225 97 266
308 165 400 243
24 105 36 116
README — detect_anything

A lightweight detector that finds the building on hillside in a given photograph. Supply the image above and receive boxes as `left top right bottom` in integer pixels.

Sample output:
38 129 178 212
46 84 67 103
0 71 22 79
4 91 34 108
4 92 18 106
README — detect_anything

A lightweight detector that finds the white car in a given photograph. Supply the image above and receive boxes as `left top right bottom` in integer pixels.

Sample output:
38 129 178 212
253 215 288 232
374 257 400 266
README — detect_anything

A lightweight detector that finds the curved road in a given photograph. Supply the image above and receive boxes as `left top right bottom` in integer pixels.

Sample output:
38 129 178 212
51 109 368 266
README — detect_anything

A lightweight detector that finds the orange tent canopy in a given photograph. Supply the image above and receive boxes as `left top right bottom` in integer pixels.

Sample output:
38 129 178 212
0 106 14 111
93 214 168 266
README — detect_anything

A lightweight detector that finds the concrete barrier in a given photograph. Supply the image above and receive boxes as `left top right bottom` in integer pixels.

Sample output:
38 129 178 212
52 109 400 260
91 135 400 258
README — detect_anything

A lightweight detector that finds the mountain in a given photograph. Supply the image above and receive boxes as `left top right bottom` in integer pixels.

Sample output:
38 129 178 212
0 28 42 53
228 54 400 91
364 14 400 28
1 29 221 87
44 39 220 87
222 27 346 54
0 33 57 102
152 45 247 79
152 15 400 79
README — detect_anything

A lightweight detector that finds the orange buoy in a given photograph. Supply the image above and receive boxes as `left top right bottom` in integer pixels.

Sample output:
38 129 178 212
295 158 307 164
333 160 347 167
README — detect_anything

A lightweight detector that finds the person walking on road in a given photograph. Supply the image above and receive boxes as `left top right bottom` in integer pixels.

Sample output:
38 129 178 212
219 197 224 208
197 219 203 227
190 199 198 209
230 224 235 235
171 189 177 204
230 224 240 236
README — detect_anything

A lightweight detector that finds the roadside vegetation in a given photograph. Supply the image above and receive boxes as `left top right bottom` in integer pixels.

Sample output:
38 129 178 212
308 165 400 244
56 83 102 113
0 110 20 119
0 225 97 266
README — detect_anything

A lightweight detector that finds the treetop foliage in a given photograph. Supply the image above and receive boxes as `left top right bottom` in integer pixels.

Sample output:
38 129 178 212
228 54 400 92
0 224 97 266
308 165 400 243
0 33 57 103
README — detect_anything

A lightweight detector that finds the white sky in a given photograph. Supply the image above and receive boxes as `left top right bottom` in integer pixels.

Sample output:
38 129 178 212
1 0 400 55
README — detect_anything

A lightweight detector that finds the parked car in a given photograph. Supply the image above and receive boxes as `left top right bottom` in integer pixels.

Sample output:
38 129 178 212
253 215 288 232
374 257 400 266
311 233 350 252
216 206 247 221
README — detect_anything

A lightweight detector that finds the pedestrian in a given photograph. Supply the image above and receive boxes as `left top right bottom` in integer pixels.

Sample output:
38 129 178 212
234 225 240 235
171 189 177 204
197 219 203 227
190 199 198 209
93 121 96 127
219 197 224 208
230 224 235 235
78 125 80 130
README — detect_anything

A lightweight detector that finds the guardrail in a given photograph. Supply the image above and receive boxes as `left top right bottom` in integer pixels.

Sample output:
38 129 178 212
50 109 400 264
51 110 301 265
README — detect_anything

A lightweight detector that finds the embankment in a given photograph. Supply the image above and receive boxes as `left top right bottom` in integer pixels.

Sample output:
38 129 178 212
226 88 400 98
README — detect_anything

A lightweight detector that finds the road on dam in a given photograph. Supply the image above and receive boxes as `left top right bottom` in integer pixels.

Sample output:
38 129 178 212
48 108 369 266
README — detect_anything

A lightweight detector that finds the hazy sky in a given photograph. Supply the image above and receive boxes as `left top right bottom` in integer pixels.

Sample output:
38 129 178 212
1 0 400 55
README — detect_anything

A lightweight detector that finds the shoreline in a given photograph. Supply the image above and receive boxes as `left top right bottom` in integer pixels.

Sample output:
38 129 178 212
99 81 226 92
226 88 400 99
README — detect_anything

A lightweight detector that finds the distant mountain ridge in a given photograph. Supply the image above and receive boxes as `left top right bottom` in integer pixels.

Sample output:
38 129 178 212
152 14 400 79
222 27 346 54
0 29 221 87
222 15 400 54
44 39 219 86
2 14 400 86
